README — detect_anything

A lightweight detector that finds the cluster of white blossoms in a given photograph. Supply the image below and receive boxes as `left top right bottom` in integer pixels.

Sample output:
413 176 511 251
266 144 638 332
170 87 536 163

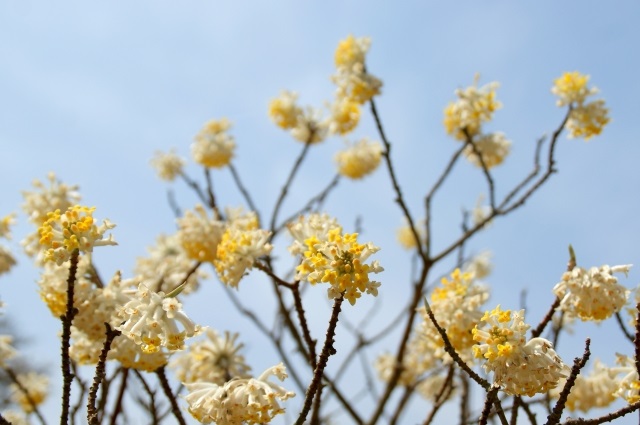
613 354 640 404
396 218 426 250
552 71 610 140
443 76 512 170
21 173 81 259
334 138 383 179
375 333 439 387
550 359 620 412
177 204 225 263
472 305 569 396
463 132 511 169
332 34 382 106
184 363 295 424
419 269 489 362
268 91 329 144
214 209 272 288
553 264 631 321
38 205 117 265
116 282 203 353
135 233 207 295
0 213 16 275
150 149 185 181
290 214 383 305
171 329 251 385
192 118 236 168
287 213 341 257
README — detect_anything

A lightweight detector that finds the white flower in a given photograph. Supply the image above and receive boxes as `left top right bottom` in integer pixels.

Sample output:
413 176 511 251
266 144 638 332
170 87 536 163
268 91 303 130
551 359 620 412
463 132 511 169
473 306 569 396
170 329 251 385
0 334 17 366
177 205 224 263
116 283 202 353
444 78 501 140
463 251 493 280
10 372 48 413
287 213 342 257
553 264 631 321
192 118 235 168
334 138 383 179
150 149 185 181
289 107 329 144
614 354 640 403
184 363 295 424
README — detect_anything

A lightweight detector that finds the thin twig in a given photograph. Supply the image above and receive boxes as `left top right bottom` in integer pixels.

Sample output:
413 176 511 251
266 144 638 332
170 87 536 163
156 366 186 425
60 250 80 425
87 324 120 425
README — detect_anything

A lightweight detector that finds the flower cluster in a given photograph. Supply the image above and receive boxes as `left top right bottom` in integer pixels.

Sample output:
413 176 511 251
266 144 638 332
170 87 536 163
287 213 341 257
9 372 49 413
472 305 569 396
332 34 382 105
0 213 16 275
177 205 224 263
419 269 489 362
553 264 631 321
184 363 295 424
334 138 383 179
38 205 116 265
443 77 501 141
214 209 272 288
293 221 383 305
552 71 610 140
170 329 251 385
150 149 185 181
116 282 203 353
396 218 426 250
375 334 439 387
21 173 81 259
614 354 640 403
463 132 511 169
551 359 620 412
192 118 236 168
268 91 329 144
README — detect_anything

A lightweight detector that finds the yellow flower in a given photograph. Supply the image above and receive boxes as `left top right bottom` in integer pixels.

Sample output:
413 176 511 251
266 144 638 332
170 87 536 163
551 71 598 107
192 118 235 168
443 77 501 141
566 100 610 140
334 138 383 179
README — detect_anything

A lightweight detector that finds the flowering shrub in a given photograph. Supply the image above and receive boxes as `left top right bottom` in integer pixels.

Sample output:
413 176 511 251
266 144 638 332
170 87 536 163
1 34 638 425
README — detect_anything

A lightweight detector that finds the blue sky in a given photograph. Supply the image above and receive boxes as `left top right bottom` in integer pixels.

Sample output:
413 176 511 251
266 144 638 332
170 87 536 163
1 2 640 423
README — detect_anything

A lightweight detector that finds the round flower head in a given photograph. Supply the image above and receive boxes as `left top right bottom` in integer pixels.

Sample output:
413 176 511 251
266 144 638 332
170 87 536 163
116 283 203 353
463 251 493 280
269 90 303 130
472 306 569 396
0 213 15 239
420 269 489 362
38 205 116 265
289 106 329 144
170 329 251 385
443 77 501 141
10 372 48 413
287 213 341 257
150 149 185 181
0 334 17 366
375 334 438 387
550 359 620 412
329 96 361 135
214 209 272 288
333 67 383 105
192 118 236 168
566 100 610 140
295 227 383 305
184 363 295 424
335 34 371 70
334 138 383 179
0 245 16 276
551 71 598 107
396 219 425 250
553 264 631 321
463 132 511 169
177 205 224 263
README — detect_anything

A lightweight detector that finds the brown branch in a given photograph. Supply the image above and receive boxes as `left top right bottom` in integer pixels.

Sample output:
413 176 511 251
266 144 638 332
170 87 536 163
155 366 186 425
563 401 640 424
295 295 344 425
228 163 260 223
60 249 80 425
546 338 591 425
108 367 129 425
3 367 48 425
87 324 120 425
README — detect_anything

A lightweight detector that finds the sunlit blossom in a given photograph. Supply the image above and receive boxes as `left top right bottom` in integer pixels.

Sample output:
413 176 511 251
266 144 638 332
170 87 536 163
192 118 236 168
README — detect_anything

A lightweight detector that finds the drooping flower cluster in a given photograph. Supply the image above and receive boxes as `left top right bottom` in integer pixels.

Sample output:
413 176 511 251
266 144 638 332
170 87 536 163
150 149 185 181
38 205 116 265
550 359 620 412
553 264 631 321
334 138 383 179
214 209 272 288
177 205 225 263
116 282 203 353
192 118 236 168
419 269 489 362
292 220 383 305
332 34 382 105
268 91 329 144
552 71 610 140
463 132 511 169
472 305 569 396
170 329 251 385
21 173 81 259
184 363 295 424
